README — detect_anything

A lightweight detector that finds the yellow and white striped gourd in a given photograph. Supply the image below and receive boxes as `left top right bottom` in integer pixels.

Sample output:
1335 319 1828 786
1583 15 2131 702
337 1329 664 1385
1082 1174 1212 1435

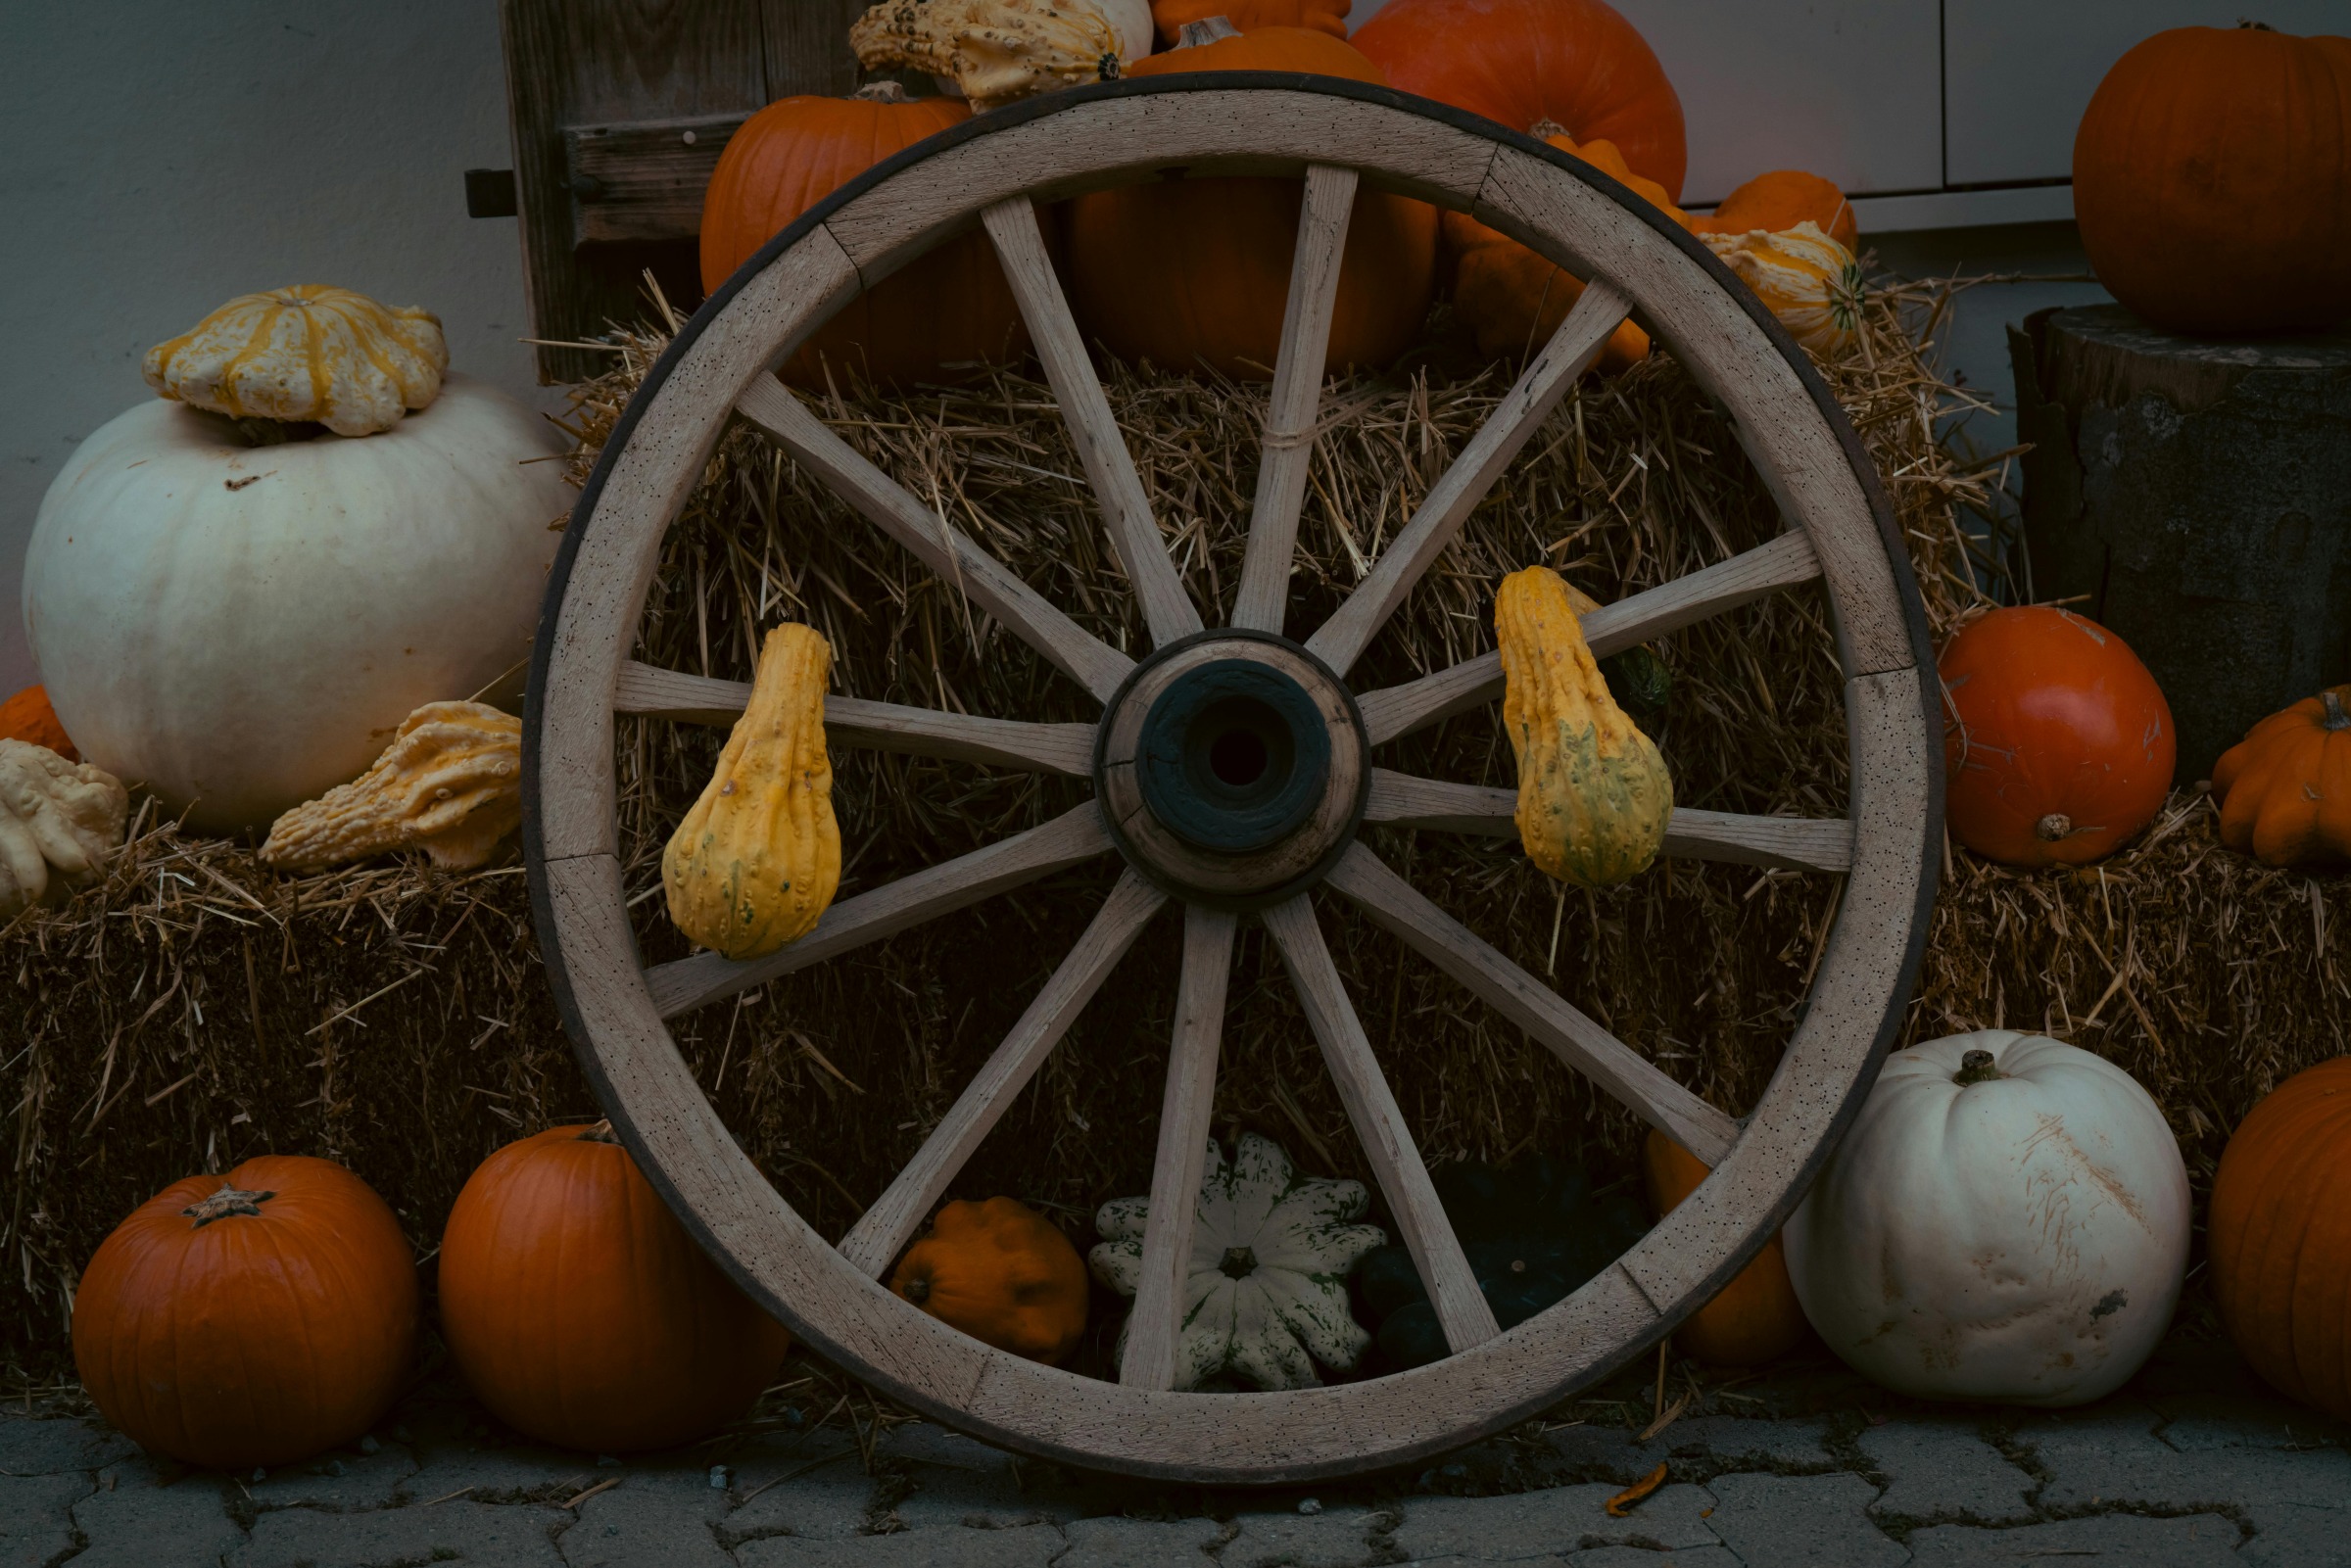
1496 565 1672 886
142 285 448 437
663 625 840 960
1701 220 1865 356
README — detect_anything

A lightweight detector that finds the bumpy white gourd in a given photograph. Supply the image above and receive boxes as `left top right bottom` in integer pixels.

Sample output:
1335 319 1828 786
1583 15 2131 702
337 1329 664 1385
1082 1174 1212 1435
0 740 128 919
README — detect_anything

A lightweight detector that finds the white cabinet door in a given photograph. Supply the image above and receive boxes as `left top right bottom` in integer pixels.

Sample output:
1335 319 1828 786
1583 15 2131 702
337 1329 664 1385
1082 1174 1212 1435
1943 0 2351 187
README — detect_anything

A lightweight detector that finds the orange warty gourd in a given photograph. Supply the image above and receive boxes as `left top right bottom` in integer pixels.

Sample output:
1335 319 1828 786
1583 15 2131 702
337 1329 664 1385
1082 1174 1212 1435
1690 169 1856 251
1443 133 1682 368
1354 0 1687 200
2212 687 2351 867
72 1157 418 1469
1 684 75 760
890 1198 1090 1364
439 1122 792 1452
1151 0 1347 45
1063 27 1439 380
2073 24 2351 335
1642 1132 1806 1366
2210 1057 2351 1418
1939 607 2176 867
699 87 1028 388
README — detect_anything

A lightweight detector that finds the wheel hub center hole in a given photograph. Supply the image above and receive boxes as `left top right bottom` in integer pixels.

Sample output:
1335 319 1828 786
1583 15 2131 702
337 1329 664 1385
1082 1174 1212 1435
1209 725 1270 786
1188 694 1294 805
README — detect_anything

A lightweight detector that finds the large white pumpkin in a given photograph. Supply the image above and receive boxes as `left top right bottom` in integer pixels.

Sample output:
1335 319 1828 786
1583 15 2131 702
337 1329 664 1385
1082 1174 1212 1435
1786 1029 2188 1406
24 374 569 833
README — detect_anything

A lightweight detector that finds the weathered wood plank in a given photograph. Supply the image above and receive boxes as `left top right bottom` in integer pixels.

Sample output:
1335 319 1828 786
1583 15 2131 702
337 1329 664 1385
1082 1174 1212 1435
565 113 745 245
1363 771 1851 874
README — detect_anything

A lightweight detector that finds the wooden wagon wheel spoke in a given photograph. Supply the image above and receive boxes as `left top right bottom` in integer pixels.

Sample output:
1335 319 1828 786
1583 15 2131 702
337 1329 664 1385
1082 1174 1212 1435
1322 843 1739 1163
1363 770 1852 874
983 196 1205 650
838 870 1171 1277
644 801 1115 1018
1302 279 1632 679
614 659 1095 776
1355 529 1824 746
1119 903 1240 1390
736 375 1135 701
1262 893 1502 1354
1231 164 1361 636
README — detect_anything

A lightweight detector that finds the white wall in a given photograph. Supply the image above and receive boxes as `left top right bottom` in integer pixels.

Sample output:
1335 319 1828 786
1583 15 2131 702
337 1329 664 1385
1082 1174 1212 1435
0 2 552 696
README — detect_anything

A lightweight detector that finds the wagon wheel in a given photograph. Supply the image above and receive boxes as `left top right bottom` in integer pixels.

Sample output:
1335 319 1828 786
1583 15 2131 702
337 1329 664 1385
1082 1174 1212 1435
524 74 1939 1485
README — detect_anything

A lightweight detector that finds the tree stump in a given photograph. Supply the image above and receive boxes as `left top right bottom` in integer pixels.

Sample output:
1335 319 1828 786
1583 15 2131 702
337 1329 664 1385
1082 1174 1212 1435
2010 305 2351 781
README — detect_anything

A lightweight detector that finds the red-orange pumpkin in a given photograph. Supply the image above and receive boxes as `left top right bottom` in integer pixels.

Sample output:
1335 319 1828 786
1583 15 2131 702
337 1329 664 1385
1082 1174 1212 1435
1940 607 2176 867
1063 27 1440 380
1690 169 1856 251
2073 24 2351 335
890 1197 1089 1363
1642 1132 1807 1366
1354 0 1687 201
73 1157 418 1469
699 87 1028 388
1151 0 1348 45
438 1122 792 1452
1 684 75 760
2209 1057 2351 1418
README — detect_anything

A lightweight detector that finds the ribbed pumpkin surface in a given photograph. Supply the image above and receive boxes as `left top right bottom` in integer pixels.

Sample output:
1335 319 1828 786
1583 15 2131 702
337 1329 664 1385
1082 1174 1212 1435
2210 1057 2351 1417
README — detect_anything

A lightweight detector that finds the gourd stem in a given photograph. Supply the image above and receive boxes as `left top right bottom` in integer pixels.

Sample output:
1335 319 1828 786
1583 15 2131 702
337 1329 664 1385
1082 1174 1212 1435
1952 1048 2003 1086
1220 1246 1257 1279
181 1185 277 1227
2034 813 2075 842
1176 17 1240 46
2322 690 2349 732
577 1119 621 1144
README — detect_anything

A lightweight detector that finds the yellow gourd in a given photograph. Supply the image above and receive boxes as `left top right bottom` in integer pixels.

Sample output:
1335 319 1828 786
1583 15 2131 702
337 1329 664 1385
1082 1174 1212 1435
663 625 840 961
1700 221 1865 356
1496 566 1671 886
260 701 522 873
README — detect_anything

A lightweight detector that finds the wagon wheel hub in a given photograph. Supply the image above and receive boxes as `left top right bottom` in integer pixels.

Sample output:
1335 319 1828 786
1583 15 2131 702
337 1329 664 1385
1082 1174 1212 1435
1097 632 1367 908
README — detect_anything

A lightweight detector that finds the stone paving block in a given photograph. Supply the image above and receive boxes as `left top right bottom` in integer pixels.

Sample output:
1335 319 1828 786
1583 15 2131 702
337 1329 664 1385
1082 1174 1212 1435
721 1452 874 1545
0 1472 92 1568
1855 1418 2034 1523
69 1458 244 1568
2156 1391 2351 1452
1539 1424 1658 1484
247 1442 418 1510
1702 1472 1904 1568
1391 1482 1718 1561
234 1498 570 1566
564 1471 734 1568
1906 1511 2241 1566
1049 1513 1223 1567
1222 1506 1381 1568
2025 1404 2351 1529
1566 1548 1740 1567
737 1522 1065 1566
1657 1417 1835 1471
0 1416 139 1476
402 1441 603 1504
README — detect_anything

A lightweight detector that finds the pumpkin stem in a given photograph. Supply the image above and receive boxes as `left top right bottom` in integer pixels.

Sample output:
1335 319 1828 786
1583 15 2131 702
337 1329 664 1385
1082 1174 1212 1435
576 1119 622 1144
2238 19 2275 29
901 1275 932 1305
1176 17 1241 46
2034 813 2076 842
1952 1048 2004 1086
1529 119 1571 141
181 1185 276 1228
853 81 914 104
1220 1246 1258 1280
2322 690 2350 732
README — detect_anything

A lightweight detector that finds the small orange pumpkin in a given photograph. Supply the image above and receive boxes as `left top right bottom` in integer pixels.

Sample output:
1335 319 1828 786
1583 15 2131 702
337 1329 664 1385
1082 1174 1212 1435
2212 686 2351 867
699 86 1027 388
438 1122 792 1452
1 684 76 761
2210 1057 2351 1417
1443 133 1681 368
1063 26 1439 380
1689 169 1856 250
73 1157 418 1469
1642 1132 1806 1366
890 1197 1089 1364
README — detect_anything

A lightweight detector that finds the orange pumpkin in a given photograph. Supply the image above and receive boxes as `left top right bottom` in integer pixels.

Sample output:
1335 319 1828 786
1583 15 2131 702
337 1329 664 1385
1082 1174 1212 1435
1691 169 1856 251
1063 27 1439 380
1939 607 2176 867
1355 0 1687 201
1642 1132 1806 1366
2073 24 2351 335
2212 687 2351 867
2210 1057 2351 1418
1443 133 1681 368
890 1197 1089 1363
1151 0 1347 45
72 1157 418 1469
438 1122 792 1452
699 86 1028 388
1 684 75 761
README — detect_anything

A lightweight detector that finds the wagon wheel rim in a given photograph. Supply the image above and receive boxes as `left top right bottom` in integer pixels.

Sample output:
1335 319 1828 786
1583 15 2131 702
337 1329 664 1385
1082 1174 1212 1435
523 74 1940 1485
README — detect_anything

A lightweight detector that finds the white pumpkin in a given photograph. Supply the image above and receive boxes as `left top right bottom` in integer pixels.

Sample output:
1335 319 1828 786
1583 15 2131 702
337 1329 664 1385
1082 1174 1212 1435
1786 1030 2189 1405
23 375 570 833
1090 1133 1384 1391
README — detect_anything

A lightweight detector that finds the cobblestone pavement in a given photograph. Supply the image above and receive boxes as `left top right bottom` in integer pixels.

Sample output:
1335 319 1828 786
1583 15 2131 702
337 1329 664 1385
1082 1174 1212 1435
6 1337 2347 1567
